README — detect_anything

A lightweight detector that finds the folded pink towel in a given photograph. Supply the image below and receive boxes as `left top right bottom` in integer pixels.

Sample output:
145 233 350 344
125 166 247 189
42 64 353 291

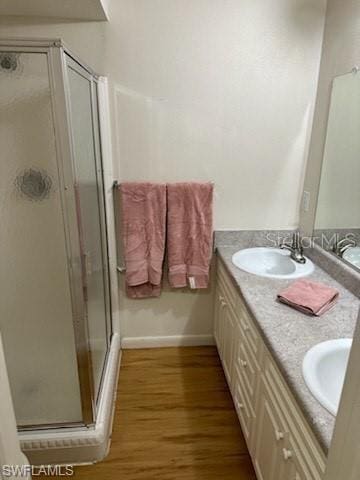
167 182 213 289
277 279 339 316
119 182 166 299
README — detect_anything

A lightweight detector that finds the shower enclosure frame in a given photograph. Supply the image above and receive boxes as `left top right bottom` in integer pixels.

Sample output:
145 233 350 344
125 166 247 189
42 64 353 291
0 38 113 431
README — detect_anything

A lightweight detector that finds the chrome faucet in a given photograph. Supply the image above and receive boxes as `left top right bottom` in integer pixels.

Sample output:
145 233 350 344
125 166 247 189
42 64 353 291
280 232 306 264
333 237 356 258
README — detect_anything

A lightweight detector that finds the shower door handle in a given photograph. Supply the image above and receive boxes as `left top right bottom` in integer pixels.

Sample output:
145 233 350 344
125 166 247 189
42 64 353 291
83 251 92 276
80 252 91 302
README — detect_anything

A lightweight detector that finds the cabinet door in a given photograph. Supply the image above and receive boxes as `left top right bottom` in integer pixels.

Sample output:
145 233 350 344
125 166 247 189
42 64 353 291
222 304 236 385
213 286 222 350
214 287 228 358
285 433 314 480
214 282 236 387
253 376 290 480
233 364 255 448
288 463 306 480
263 354 326 480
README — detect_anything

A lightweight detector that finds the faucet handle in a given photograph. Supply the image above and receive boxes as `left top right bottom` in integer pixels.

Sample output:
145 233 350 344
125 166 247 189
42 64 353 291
333 237 356 256
293 231 305 256
292 231 301 248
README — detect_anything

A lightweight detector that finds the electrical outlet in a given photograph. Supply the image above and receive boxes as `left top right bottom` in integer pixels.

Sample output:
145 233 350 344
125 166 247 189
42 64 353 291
302 190 311 212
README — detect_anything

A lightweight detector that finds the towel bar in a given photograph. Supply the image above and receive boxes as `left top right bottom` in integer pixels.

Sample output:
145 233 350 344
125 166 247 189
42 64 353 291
113 181 125 274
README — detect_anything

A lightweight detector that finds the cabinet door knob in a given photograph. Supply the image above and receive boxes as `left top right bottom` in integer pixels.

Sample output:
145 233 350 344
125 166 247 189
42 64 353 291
221 300 227 308
243 323 249 332
219 295 224 302
240 359 248 368
282 448 292 461
275 430 284 441
236 400 244 410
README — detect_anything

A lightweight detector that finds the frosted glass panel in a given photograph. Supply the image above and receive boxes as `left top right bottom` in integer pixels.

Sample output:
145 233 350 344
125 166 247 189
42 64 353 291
67 62 110 400
0 52 83 426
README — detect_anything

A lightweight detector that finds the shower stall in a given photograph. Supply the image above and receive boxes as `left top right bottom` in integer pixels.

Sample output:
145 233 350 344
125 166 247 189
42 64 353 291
0 39 120 465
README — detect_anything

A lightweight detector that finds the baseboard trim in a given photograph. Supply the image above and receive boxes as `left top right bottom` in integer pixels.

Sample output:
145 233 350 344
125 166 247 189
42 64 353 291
121 335 215 349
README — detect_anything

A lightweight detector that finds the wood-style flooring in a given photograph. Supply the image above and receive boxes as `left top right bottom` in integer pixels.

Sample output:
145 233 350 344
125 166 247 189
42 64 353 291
42 347 256 479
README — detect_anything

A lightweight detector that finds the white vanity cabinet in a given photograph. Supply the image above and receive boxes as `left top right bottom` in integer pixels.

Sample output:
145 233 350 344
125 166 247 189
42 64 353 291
214 259 326 480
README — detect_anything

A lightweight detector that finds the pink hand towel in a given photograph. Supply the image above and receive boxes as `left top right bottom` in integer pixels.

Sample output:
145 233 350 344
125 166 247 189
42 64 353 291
277 279 339 316
119 182 166 299
167 182 213 289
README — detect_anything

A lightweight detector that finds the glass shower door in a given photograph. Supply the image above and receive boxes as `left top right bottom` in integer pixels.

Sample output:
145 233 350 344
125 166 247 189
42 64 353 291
0 51 83 427
66 56 112 402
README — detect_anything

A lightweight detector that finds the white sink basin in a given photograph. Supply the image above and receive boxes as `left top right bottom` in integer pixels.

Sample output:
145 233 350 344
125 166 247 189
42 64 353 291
343 246 360 269
303 339 352 416
232 247 314 279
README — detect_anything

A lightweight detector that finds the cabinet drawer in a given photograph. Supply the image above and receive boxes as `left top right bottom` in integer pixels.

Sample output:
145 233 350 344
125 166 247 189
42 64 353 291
264 353 326 479
235 338 259 400
217 259 238 311
237 295 260 357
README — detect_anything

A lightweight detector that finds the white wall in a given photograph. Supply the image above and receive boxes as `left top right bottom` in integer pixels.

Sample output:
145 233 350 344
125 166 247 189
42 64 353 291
301 0 360 235
107 0 326 231
0 0 326 341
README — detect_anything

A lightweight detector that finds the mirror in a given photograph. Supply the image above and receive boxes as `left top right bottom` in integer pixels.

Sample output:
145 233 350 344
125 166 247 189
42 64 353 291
314 69 360 271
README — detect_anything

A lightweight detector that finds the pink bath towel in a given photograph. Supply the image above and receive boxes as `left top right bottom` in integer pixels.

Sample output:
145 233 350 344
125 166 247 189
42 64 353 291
119 182 166 298
167 182 213 289
277 279 339 316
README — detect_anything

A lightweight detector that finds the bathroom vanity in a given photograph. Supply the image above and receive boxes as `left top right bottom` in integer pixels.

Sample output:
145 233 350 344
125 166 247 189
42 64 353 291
213 232 360 480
